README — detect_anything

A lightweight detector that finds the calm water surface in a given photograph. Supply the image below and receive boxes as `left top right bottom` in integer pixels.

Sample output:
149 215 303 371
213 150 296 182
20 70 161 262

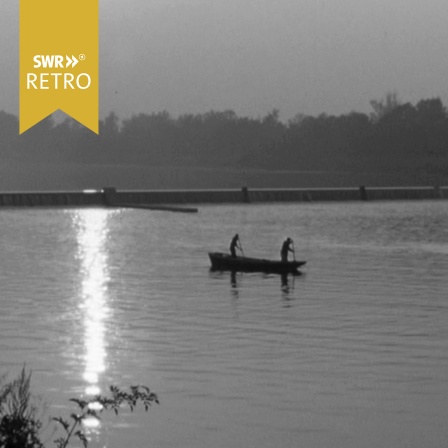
1 201 447 448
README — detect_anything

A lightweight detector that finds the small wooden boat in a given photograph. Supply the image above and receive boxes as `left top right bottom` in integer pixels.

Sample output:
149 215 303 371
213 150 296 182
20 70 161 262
208 252 306 273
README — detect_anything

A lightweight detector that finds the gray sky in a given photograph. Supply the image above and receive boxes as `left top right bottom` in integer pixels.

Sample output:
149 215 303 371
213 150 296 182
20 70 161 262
2 0 448 121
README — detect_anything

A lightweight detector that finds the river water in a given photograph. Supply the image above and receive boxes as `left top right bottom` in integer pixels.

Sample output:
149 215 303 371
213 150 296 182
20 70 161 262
1 201 447 448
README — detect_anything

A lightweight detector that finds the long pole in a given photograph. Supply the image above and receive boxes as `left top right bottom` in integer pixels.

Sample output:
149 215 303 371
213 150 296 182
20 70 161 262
292 240 296 261
239 241 245 257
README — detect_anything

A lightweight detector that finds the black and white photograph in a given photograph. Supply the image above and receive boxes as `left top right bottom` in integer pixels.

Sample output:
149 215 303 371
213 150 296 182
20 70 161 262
1 1 447 447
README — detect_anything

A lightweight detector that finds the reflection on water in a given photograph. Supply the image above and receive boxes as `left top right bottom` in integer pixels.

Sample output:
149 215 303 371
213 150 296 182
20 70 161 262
280 271 301 290
212 269 301 301
73 209 111 428
229 271 239 299
1 201 448 448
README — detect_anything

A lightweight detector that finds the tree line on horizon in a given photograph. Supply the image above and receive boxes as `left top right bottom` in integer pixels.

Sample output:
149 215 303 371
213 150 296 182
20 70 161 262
1 94 447 180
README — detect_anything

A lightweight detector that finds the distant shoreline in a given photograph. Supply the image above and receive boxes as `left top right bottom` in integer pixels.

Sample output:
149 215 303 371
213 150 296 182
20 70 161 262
0 186 446 208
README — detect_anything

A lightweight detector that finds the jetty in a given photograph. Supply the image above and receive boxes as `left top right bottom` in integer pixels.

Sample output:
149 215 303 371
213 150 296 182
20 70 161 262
0 186 446 209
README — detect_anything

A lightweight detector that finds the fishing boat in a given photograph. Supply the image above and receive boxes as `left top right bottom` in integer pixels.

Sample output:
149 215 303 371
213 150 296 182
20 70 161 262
208 252 306 274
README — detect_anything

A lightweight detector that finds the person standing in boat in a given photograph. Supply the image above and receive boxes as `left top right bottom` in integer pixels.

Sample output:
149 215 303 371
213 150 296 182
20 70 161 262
281 237 294 262
230 233 242 257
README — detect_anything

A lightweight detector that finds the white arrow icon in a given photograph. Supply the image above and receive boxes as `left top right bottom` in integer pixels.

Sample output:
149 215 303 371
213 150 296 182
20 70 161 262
66 55 79 68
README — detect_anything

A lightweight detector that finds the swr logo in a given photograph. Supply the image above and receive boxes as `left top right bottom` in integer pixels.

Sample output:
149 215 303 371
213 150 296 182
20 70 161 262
33 55 80 69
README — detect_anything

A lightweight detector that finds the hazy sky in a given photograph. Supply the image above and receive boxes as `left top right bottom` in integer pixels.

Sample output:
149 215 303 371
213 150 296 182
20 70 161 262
2 0 448 121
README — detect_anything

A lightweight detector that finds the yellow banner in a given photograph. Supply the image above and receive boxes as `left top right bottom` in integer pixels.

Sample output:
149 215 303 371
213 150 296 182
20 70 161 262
20 0 98 134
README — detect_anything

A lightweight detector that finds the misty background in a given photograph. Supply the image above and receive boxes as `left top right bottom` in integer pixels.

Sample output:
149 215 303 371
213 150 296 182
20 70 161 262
1 0 448 190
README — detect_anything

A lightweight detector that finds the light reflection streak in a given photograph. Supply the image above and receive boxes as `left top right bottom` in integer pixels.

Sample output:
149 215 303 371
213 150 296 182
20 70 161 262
74 209 112 430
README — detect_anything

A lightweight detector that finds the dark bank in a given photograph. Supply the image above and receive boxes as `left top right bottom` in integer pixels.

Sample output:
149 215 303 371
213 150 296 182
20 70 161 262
0 185 446 209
